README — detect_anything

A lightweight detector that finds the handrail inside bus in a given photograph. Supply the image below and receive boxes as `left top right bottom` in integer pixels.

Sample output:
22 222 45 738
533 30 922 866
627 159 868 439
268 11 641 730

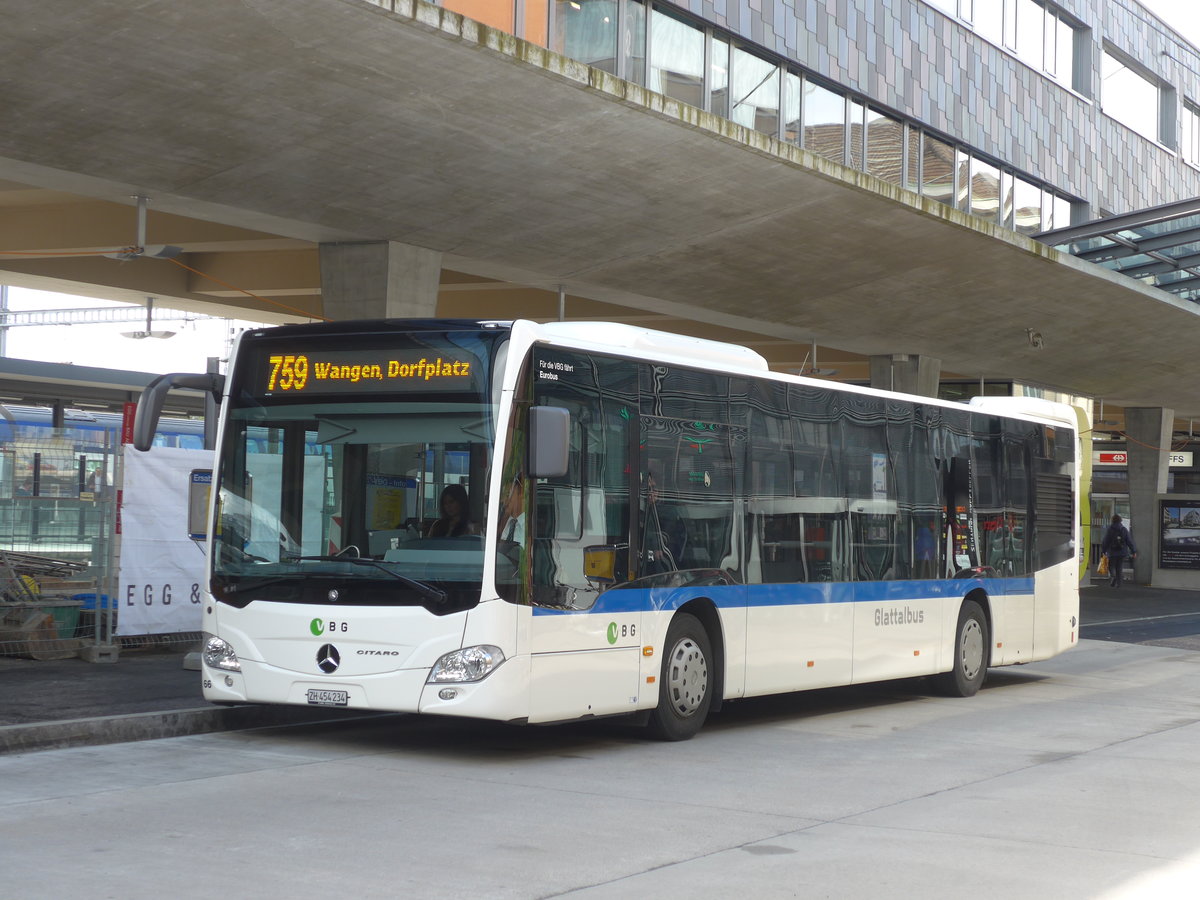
134 371 225 452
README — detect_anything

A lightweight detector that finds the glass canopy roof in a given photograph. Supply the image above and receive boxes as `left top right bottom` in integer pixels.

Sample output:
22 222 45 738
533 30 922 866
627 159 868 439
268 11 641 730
1035 197 1200 303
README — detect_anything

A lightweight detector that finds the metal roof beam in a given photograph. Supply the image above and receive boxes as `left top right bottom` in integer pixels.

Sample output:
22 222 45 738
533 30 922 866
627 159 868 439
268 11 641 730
1035 196 1200 245
1076 226 1200 261
0 305 212 327
1159 274 1200 293
1117 251 1200 278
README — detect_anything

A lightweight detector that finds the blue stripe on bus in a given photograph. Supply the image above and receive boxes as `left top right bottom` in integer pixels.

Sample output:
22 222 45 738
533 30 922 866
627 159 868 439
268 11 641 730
531 576 1035 616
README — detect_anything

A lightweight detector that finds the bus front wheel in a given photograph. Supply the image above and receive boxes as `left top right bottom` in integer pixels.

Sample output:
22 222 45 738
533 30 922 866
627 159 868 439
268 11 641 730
935 599 988 697
647 613 713 741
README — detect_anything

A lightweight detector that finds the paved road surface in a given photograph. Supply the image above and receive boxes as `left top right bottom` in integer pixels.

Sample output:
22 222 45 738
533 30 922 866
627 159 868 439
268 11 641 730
2 637 1199 899
1080 584 1200 648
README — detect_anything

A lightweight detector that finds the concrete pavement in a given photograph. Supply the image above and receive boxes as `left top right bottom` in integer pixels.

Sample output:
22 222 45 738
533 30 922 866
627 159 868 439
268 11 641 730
4 628 1200 899
1 583 1197 755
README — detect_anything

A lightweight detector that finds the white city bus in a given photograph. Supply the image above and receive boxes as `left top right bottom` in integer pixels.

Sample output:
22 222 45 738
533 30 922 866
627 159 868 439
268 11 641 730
136 319 1081 740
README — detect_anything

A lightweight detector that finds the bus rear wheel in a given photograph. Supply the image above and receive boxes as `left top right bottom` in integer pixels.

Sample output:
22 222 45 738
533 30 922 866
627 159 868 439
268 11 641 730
647 613 713 741
935 600 988 697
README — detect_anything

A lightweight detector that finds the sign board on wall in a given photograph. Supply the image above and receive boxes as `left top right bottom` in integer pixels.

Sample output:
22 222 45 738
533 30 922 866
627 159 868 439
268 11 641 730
1094 451 1192 467
188 469 212 540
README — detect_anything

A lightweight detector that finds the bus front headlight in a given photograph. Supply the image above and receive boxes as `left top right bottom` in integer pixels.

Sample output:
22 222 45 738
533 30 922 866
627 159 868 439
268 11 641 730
203 636 242 672
428 645 505 683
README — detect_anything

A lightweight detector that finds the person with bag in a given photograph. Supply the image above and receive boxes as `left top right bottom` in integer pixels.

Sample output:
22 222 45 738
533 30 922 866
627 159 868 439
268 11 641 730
1100 514 1137 588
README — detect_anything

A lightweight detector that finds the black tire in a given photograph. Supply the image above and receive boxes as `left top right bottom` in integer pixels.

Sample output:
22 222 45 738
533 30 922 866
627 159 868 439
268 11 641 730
647 613 713 741
934 599 988 697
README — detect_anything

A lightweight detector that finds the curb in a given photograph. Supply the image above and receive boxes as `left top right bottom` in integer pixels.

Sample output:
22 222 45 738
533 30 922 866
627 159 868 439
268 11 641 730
0 705 395 756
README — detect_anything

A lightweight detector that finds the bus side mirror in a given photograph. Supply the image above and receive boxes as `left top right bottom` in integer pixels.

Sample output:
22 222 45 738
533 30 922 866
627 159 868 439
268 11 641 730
529 406 570 478
134 372 225 452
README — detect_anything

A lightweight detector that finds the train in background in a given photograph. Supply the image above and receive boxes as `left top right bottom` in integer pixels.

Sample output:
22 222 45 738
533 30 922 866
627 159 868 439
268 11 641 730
0 405 207 559
0 404 205 454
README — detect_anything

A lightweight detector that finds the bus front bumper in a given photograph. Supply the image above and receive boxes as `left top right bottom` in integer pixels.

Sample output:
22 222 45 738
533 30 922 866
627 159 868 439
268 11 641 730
202 654 530 723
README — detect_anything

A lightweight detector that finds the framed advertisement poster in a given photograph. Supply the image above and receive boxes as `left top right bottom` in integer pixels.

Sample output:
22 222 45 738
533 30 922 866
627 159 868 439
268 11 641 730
1159 500 1200 570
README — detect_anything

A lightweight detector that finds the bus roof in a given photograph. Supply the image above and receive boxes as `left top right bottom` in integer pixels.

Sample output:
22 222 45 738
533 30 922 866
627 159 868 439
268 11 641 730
534 321 770 373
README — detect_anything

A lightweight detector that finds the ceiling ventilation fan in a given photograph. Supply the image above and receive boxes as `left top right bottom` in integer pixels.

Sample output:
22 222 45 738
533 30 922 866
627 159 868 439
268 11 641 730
120 297 176 340
1095 399 1118 426
103 195 183 261
795 340 839 377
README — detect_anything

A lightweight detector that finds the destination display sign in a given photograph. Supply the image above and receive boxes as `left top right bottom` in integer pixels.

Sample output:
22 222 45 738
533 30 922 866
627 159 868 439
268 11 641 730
247 344 485 398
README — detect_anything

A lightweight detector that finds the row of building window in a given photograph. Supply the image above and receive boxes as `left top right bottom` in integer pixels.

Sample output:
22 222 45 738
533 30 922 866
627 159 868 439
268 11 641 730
546 0 1075 234
926 0 1199 160
446 0 1198 190
925 0 1079 92
1182 101 1200 168
1101 47 1168 146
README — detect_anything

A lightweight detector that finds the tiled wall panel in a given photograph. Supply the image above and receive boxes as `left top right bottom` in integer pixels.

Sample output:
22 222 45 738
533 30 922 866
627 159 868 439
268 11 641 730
668 0 1200 214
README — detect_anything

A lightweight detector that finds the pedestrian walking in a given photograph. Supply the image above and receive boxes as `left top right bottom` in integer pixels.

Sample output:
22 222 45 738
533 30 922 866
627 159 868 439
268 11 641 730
1100 514 1138 587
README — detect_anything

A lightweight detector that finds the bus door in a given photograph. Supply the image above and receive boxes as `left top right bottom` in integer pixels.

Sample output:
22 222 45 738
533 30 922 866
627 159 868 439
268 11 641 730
946 457 979 575
523 350 644 723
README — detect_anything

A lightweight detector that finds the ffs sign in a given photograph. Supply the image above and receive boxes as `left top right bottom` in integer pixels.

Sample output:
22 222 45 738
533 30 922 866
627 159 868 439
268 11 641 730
1095 451 1192 467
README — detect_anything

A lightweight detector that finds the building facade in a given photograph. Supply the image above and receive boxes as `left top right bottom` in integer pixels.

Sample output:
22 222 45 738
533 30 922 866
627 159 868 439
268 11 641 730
440 0 1200 235
428 0 1200 582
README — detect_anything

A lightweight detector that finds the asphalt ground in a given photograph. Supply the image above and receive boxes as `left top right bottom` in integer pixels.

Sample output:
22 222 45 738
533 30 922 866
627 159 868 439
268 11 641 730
2 581 1198 754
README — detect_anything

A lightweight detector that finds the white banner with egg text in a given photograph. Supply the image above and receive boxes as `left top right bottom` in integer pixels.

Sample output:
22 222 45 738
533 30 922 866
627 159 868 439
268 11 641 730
118 447 212 635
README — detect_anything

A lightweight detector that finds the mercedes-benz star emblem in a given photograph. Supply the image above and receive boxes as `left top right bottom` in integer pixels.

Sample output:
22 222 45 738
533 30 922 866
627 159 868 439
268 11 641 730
316 644 341 674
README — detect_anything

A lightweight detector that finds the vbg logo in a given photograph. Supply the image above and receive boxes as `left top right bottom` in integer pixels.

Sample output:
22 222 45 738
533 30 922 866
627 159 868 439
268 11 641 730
606 622 637 644
311 619 348 635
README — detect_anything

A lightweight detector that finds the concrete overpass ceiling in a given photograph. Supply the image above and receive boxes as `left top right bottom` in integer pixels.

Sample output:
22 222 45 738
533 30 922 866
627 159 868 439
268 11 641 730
0 0 1198 425
0 184 877 379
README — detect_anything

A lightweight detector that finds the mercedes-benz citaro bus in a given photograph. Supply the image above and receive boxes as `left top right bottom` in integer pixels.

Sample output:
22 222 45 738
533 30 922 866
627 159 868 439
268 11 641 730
135 319 1081 740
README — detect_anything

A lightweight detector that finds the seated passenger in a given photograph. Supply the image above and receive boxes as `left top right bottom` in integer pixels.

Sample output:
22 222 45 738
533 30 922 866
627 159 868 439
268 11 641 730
425 484 480 538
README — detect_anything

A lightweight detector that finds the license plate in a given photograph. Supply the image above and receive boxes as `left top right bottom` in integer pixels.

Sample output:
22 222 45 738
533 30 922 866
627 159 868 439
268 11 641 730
306 689 349 707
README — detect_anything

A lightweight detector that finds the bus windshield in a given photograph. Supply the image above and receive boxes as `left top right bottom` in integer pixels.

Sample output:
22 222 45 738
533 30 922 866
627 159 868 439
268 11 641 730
210 328 504 613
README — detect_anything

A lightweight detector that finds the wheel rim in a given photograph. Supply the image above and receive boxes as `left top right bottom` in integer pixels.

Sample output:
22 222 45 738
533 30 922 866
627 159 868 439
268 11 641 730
666 636 708 717
960 618 984 681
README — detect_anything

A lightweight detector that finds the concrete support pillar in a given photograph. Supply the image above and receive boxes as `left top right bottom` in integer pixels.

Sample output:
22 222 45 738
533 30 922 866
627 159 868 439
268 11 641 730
318 241 442 320
868 354 941 397
1124 407 1172 585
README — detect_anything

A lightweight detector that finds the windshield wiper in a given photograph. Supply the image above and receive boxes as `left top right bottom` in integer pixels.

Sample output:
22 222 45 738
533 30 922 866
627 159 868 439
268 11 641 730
290 555 448 604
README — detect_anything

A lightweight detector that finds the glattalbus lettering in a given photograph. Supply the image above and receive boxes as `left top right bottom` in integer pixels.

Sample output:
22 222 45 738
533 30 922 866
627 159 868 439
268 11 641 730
874 606 925 626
